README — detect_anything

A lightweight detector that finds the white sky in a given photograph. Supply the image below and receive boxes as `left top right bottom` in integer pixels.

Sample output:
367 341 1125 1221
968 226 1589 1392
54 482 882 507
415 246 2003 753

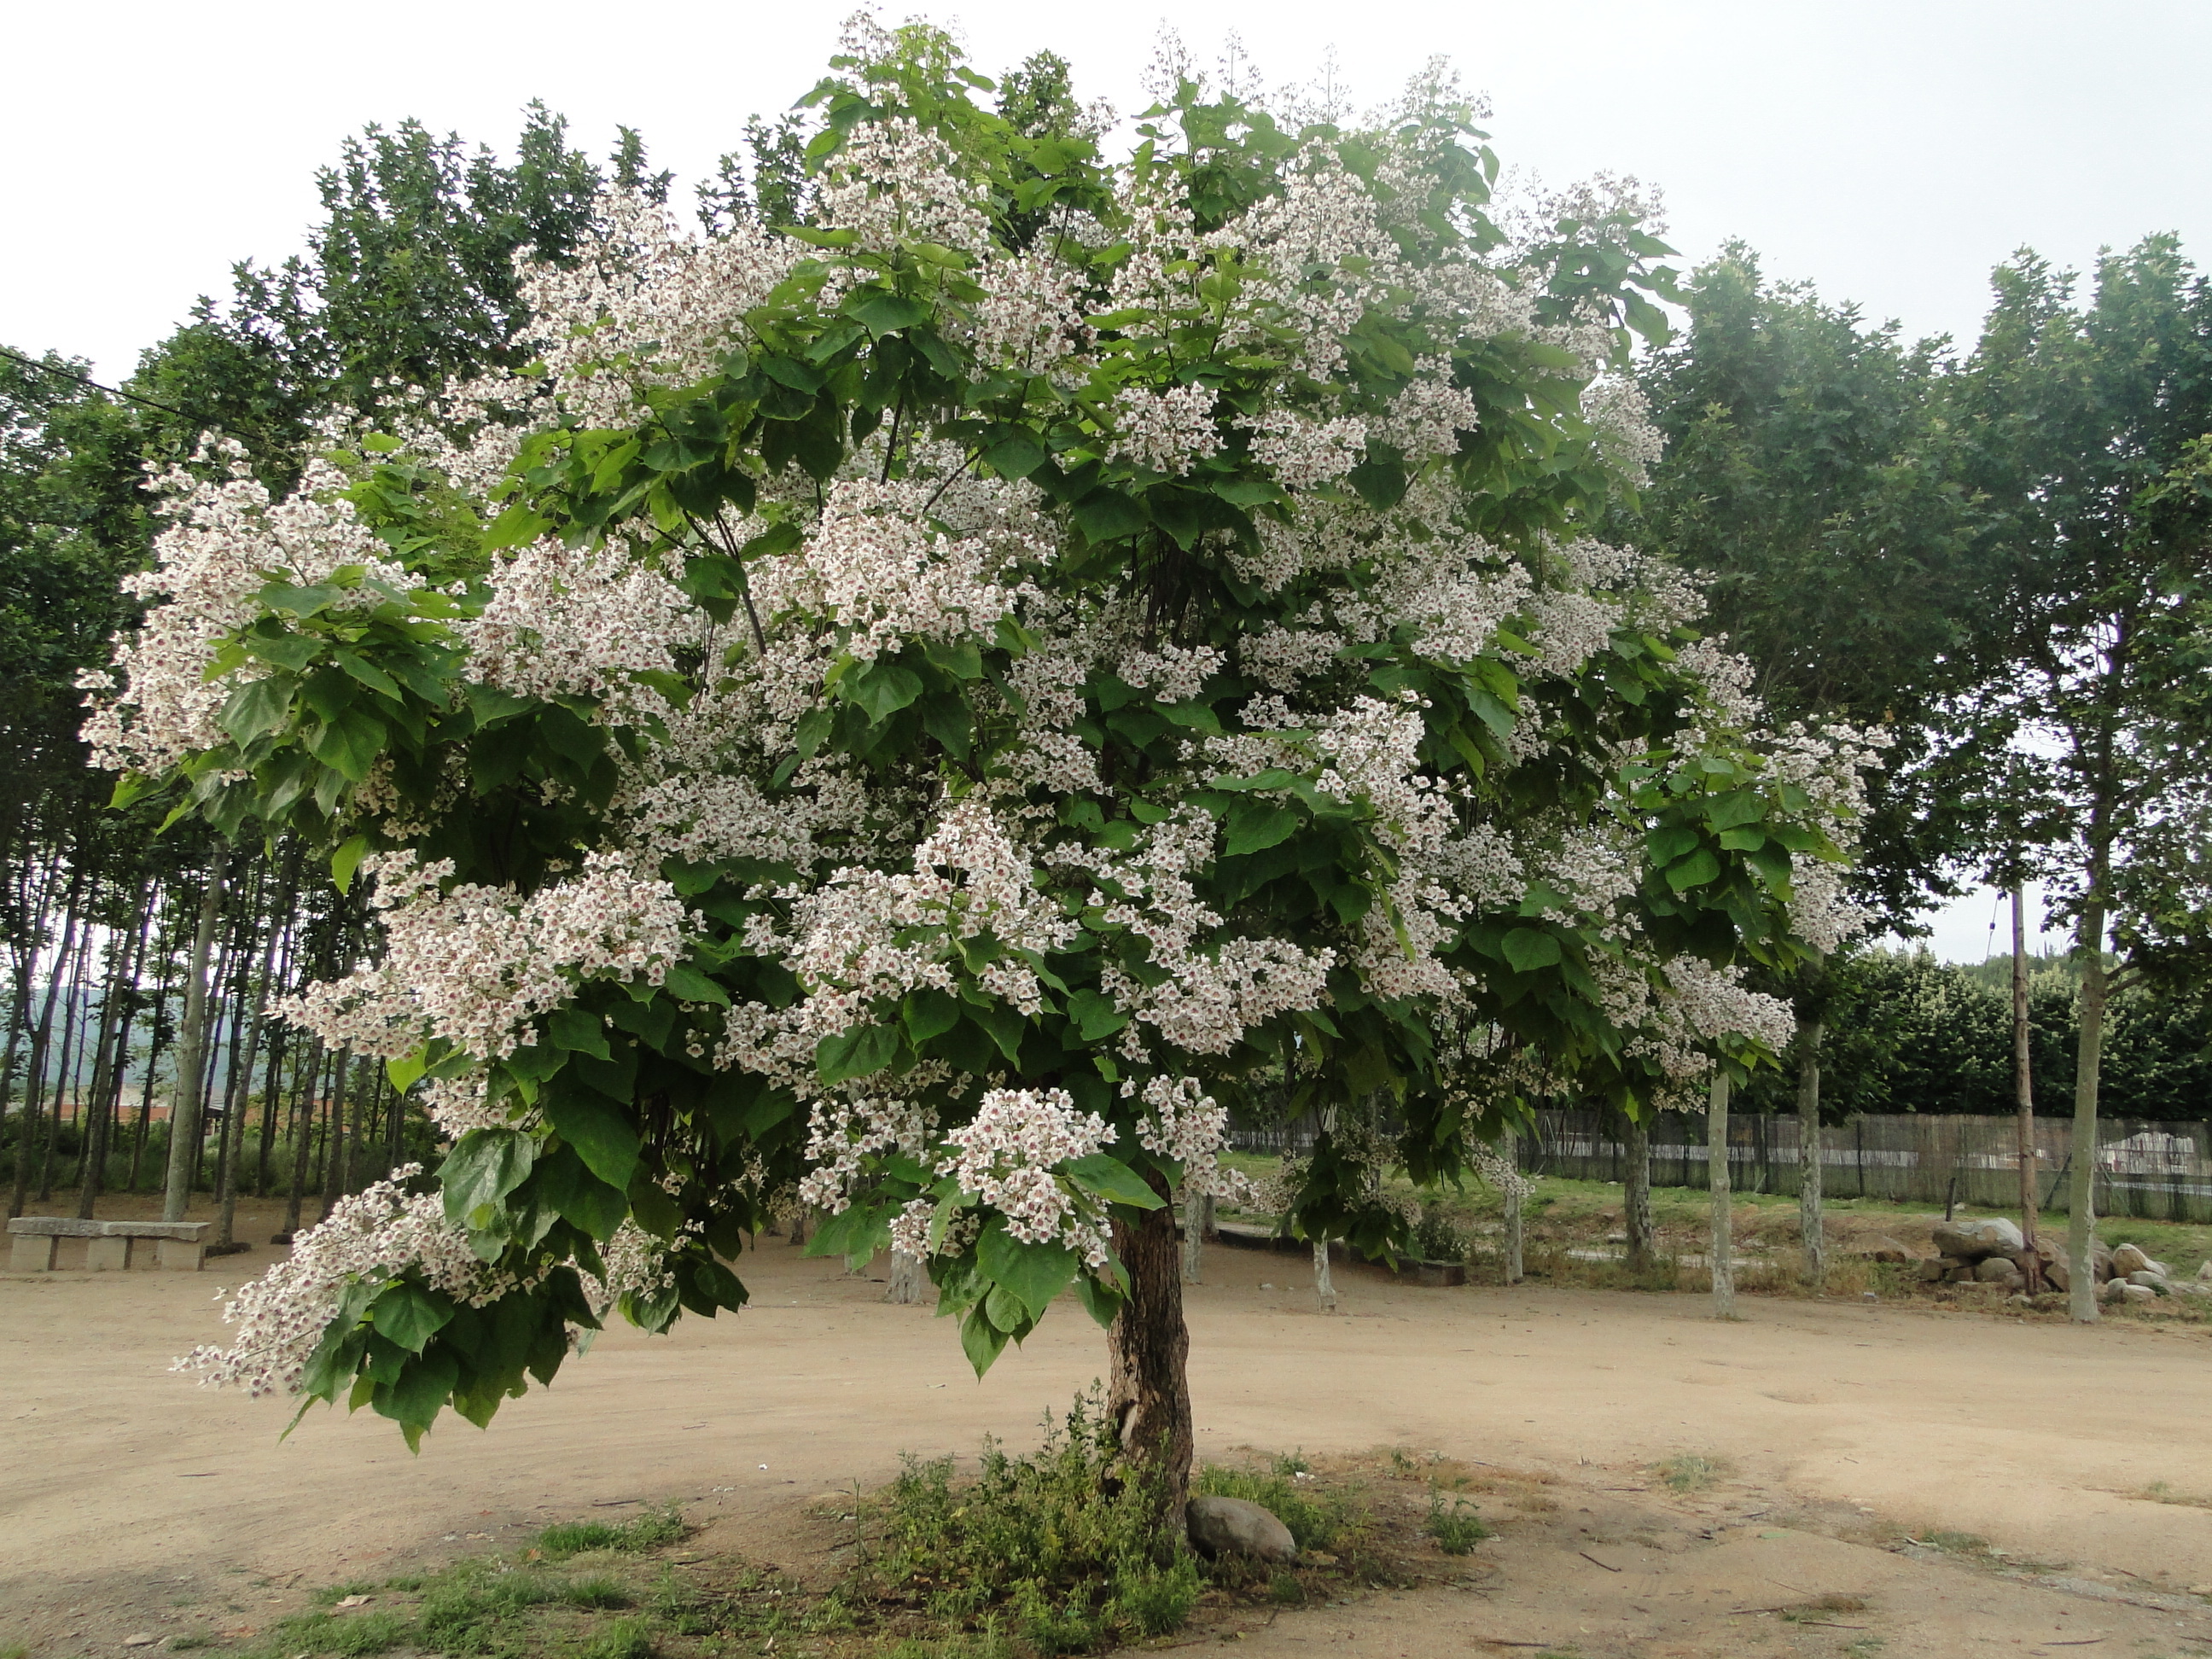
6 0 2203 963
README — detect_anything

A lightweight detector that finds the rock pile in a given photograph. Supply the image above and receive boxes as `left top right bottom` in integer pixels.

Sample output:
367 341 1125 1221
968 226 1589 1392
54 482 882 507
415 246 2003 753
1916 1217 2212 1306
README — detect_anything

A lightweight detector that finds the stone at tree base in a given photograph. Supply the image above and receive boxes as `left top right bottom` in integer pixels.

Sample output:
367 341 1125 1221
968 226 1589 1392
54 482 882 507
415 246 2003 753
1186 1495 1298 1563
1974 1257 2024 1286
2119 1283 2157 1304
2112 1243 2154 1277
2197 1259 2212 1283
2044 1257 2070 1293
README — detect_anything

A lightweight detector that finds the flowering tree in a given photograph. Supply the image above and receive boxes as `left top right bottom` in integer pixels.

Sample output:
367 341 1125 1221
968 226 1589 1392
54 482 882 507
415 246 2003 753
96 24 1867 1494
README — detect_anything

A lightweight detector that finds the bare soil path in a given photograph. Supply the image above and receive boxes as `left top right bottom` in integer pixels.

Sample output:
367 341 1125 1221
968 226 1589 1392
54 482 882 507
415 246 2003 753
7 1208 2212 1656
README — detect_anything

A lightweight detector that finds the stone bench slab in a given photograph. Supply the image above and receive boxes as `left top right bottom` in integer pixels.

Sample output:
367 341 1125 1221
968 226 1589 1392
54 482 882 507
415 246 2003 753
8 1217 210 1272
7 1218 210 1239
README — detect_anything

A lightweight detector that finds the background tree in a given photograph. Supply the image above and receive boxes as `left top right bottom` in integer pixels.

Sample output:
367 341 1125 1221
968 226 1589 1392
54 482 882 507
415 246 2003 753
1635 246 1985 1285
1953 236 2212 1320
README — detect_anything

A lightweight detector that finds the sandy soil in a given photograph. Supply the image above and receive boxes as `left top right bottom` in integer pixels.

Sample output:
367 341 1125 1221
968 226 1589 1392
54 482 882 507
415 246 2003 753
7 1198 2212 1657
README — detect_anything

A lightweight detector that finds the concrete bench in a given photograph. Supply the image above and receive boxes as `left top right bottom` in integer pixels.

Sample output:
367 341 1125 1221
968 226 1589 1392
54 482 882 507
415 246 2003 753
7 1217 211 1272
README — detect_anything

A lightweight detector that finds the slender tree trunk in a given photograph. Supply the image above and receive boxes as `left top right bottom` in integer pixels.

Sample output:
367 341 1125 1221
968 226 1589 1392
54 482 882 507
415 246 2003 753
1503 1126 1524 1284
1106 1185 1194 1510
885 1251 928 1304
12 884 83 1219
162 847 229 1223
1180 1186 1206 1284
2067 891 2107 1324
2012 882 2042 1292
219 878 283 1249
74 895 149 1218
318 1048 354 1220
38 924 95 1202
1623 1113 1656 1274
1709 1071 1736 1318
1796 1015 1826 1292
282 1043 324 1238
1312 1236 1336 1312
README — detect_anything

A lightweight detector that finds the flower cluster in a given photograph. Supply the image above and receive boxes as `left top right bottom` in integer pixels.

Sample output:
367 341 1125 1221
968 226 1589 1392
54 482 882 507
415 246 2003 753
282 851 687 1062
936 1087 1116 1263
1108 384 1221 475
175 1166 533 1396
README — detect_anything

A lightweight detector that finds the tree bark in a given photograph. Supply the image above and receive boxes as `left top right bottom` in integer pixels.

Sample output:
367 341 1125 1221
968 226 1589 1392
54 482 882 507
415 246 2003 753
318 1047 354 1220
1180 1186 1207 1284
1796 1015 1825 1292
12 879 83 1220
2011 882 2042 1291
2067 891 2107 1324
885 1251 928 1304
1623 1113 1656 1275
1106 1190 1194 1509
1503 1126 1524 1284
1708 1071 1736 1318
1312 1236 1336 1312
281 1042 324 1238
162 847 229 1222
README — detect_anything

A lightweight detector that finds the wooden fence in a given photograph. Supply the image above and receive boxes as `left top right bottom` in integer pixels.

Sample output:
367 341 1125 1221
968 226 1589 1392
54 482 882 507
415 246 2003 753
1231 1110 2212 1222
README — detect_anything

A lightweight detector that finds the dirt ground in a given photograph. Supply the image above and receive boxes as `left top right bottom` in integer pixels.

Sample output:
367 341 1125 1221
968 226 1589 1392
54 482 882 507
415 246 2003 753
8 1196 2212 1658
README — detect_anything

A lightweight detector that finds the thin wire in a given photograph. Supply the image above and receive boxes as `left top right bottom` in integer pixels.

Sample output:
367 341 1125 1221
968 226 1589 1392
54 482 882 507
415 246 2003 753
0 345 207 426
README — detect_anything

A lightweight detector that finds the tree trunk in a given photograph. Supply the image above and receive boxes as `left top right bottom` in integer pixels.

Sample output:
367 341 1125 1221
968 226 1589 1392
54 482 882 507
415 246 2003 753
1709 1071 1736 1318
885 1251 928 1304
162 847 229 1223
2067 892 2107 1325
281 1043 324 1238
38 923 95 1202
318 1048 354 1220
1623 1113 1656 1274
1796 1015 1825 1292
1312 1236 1336 1312
73 898 148 1219
12 887 83 1220
1106 1190 1194 1509
1503 1126 1524 1284
2011 882 2042 1291
1180 1186 1207 1284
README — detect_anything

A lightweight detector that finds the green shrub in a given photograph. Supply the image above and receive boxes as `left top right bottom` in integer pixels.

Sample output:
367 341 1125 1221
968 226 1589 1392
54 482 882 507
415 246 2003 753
575 1615 655 1659
263 1609 410 1656
414 1562 562 1652
864 1388 1199 1654
565 1575 636 1609
1423 1489 1490 1554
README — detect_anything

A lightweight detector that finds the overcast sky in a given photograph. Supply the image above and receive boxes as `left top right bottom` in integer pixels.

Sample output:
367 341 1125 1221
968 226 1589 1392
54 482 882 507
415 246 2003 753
6 0 2203 959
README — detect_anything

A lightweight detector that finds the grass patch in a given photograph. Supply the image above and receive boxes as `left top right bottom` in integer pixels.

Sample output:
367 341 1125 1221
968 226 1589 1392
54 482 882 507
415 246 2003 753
1654 1454 1731 1493
1782 1593 1869 1621
2135 1481 2212 1509
209 1418 1424 1659
535 1506 686 1558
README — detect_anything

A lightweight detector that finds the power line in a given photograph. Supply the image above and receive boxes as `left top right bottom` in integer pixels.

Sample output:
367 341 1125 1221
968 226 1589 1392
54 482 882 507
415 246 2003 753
0 345 209 428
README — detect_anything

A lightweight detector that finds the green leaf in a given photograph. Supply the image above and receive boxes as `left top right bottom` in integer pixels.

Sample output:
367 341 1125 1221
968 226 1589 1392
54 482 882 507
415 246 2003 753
1500 928 1561 973
1705 790 1767 830
307 708 384 783
441 1130 536 1231
379 1349 459 1448
331 648 401 701
903 987 962 1042
843 290 934 334
542 1089 641 1191
548 1007 612 1060
1224 801 1300 857
218 675 294 746
665 964 731 1006
370 1281 455 1353
851 661 924 724
1665 849 1721 893
960 1306 1010 1377
1074 1273 1124 1330
1072 489 1146 543
817 1022 899 1085
330 834 371 895
386 1047 428 1092
1645 824 1700 864
1717 827 1766 852
1063 1154 1163 1209
1066 989 1127 1041
980 1231 1079 1321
